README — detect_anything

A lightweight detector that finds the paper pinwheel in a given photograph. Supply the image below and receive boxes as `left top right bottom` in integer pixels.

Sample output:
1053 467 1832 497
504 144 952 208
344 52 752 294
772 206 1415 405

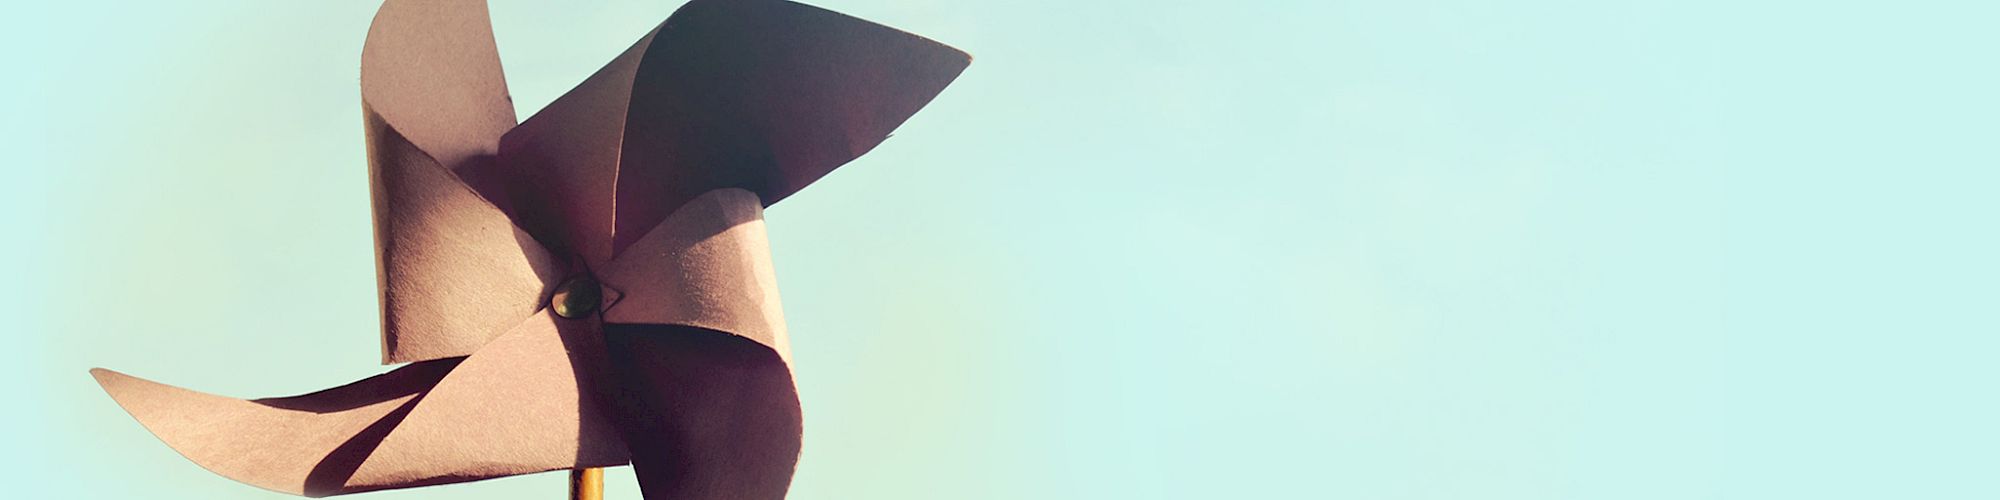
87 0 967 497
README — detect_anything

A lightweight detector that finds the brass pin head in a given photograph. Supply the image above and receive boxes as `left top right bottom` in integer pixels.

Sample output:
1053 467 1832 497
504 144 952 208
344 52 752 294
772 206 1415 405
551 275 601 319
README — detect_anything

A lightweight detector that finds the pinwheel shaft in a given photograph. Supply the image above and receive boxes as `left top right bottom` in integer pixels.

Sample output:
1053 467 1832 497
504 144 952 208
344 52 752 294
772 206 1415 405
569 468 603 500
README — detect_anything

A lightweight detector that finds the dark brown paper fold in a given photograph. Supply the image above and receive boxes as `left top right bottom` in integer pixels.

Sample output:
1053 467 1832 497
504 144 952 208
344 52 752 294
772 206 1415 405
495 0 971 267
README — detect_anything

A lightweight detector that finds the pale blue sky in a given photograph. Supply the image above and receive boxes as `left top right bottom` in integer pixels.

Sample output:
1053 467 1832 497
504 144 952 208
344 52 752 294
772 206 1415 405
6 0 1997 498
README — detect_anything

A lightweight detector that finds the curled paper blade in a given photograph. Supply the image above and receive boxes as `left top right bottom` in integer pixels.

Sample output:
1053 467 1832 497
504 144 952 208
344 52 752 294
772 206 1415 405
495 0 973 266
599 188 789 359
91 311 628 497
598 188 802 496
363 0 556 364
600 324 803 499
361 0 516 181
608 0 972 256
369 122 561 364
493 30 655 267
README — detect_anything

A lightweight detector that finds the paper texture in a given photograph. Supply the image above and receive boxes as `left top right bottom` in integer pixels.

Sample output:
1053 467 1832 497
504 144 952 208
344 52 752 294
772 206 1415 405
369 120 560 364
599 189 790 360
93 0 969 497
93 311 626 496
363 0 554 364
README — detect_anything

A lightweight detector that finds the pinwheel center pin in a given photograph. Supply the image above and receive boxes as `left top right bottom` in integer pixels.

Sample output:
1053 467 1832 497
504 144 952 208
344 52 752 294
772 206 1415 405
551 275 602 319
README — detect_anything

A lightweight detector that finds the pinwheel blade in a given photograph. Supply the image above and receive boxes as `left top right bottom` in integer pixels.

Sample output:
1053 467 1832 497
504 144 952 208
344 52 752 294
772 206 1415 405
597 188 788 357
594 188 800 497
91 312 629 497
369 123 562 363
495 0 972 266
361 0 516 184
608 0 971 257
362 0 561 364
601 323 802 500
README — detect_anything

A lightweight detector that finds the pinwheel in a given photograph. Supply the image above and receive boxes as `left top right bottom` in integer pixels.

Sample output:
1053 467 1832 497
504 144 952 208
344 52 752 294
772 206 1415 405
87 0 967 498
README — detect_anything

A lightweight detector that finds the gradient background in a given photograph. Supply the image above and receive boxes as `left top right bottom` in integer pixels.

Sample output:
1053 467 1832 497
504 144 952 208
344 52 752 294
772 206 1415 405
6 0 1997 498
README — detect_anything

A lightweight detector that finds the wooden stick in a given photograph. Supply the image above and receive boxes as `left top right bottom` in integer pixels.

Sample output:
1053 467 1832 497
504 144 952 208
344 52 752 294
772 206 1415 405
570 467 604 500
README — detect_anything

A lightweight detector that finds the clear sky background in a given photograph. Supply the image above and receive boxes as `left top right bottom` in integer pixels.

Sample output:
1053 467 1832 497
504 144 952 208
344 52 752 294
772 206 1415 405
5 0 1996 498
